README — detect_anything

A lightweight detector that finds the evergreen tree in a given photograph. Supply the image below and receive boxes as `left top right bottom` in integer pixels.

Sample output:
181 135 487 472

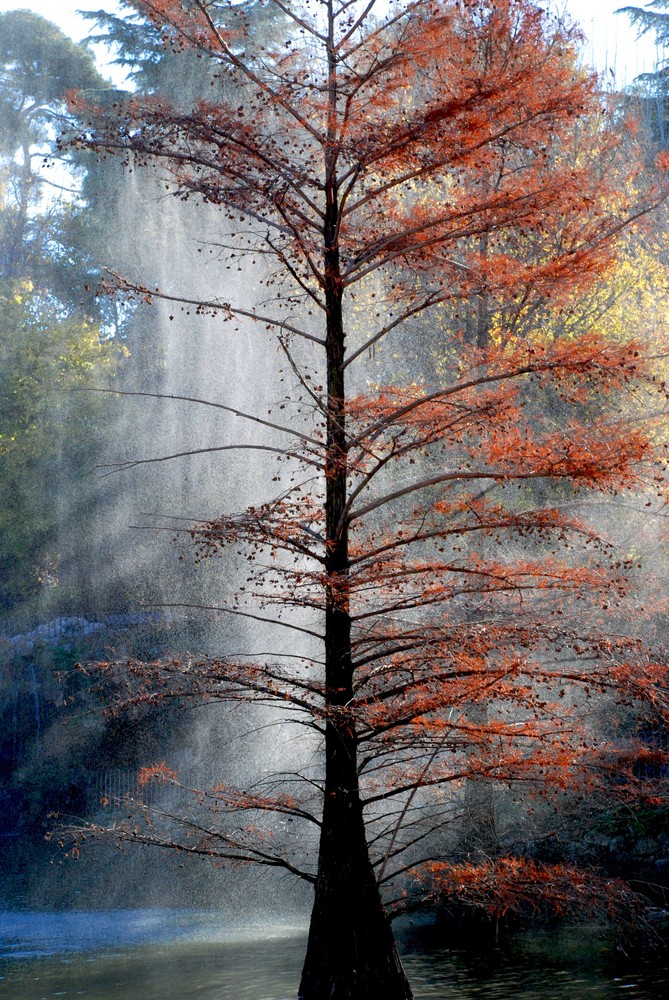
0 10 106 294
0 12 124 615
619 2 669 145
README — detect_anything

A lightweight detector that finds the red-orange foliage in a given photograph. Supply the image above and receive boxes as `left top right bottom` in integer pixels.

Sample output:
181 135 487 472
410 858 651 945
137 761 180 786
65 2 669 998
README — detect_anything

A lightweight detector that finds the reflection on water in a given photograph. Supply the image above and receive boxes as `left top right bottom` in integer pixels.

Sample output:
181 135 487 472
0 910 667 999
0 937 305 1000
0 910 302 959
402 941 668 999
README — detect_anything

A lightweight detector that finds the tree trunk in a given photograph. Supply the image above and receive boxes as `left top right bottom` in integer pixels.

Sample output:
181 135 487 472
298 752 412 999
299 566 412 998
298 147 413 994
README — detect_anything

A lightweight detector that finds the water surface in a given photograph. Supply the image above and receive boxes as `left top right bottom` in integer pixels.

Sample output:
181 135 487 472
0 910 666 999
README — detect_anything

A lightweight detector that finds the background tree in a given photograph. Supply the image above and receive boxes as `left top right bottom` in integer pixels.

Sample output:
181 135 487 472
0 11 129 619
64 3 669 998
619 1 669 146
82 0 286 96
0 281 125 612
0 10 106 293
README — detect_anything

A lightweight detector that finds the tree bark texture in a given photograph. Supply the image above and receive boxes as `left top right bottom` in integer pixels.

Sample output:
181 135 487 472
299 174 413 997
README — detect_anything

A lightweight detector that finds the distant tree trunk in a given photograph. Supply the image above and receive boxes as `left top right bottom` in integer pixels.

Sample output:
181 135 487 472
460 744 499 858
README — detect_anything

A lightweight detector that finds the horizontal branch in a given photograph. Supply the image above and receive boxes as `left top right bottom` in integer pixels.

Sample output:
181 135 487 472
80 387 323 448
96 443 322 477
62 808 317 883
146 602 323 640
102 270 326 346
348 513 599 567
348 469 508 522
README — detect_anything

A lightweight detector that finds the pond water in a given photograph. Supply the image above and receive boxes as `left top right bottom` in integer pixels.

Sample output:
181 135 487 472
0 909 666 999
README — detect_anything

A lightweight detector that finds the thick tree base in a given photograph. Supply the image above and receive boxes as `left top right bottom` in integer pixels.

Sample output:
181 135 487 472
298 885 413 1000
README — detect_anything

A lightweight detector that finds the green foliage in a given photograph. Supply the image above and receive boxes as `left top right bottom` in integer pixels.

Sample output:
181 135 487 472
0 10 103 146
0 13 140 616
82 0 287 98
618 3 669 47
0 281 125 611
0 10 109 308
598 803 669 841
619 3 669 146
